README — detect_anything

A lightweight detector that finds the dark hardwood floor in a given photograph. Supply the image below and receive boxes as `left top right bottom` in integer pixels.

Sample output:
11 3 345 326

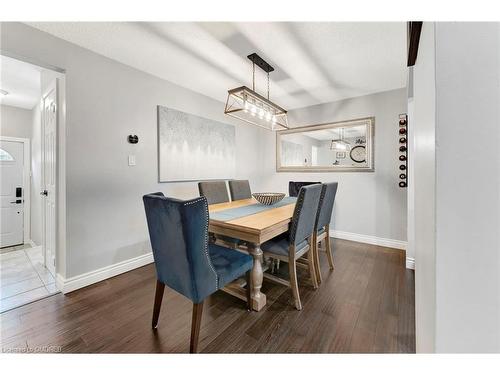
0 239 415 353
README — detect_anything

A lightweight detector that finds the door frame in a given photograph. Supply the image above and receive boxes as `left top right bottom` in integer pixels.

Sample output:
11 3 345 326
1 51 67 285
0 136 31 245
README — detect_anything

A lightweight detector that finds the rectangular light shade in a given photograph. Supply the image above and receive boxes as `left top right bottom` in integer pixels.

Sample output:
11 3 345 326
224 86 288 131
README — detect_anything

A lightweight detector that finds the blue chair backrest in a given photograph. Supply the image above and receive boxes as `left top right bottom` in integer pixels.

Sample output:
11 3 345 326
143 193 218 303
316 182 338 231
289 184 323 246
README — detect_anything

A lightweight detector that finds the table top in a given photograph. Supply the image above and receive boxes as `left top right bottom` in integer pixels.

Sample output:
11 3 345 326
208 197 296 244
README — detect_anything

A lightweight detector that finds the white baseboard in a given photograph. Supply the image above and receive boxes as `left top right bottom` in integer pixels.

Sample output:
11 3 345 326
330 229 407 250
56 252 154 294
330 229 413 270
55 230 413 294
406 257 415 270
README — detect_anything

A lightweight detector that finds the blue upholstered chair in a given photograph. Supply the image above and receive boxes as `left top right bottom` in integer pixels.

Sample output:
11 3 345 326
228 180 252 201
143 192 253 353
261 184 323 310
198 180 230 204
312 183 338 284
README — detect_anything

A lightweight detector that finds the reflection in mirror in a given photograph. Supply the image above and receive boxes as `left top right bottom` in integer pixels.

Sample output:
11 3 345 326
277 117 374 172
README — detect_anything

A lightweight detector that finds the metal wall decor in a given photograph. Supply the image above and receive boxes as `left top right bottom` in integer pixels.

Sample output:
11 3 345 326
398 114 408 188
224 53 288 131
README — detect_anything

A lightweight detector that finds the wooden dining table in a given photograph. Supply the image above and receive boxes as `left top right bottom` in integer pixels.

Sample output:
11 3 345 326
208 196 297 311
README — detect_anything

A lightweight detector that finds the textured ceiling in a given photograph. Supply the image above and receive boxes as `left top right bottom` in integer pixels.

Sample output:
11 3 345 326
27 22 407 109
0 55 42 109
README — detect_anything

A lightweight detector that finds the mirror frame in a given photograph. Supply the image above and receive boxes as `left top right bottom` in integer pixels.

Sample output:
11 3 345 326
276 116 375 173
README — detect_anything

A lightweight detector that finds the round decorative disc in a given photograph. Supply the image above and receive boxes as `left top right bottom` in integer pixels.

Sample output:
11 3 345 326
349 145 366 163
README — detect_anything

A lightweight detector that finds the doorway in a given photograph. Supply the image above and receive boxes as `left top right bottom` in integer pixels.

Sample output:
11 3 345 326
0 54 65 312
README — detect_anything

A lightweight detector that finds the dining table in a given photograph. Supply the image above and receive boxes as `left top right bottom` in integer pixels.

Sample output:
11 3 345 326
208 196 297 311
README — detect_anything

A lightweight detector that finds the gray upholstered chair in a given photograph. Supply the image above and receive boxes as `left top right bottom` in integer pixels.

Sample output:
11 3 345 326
143 192 253 353
261 184 323 310
312 183 338 284
198 180 240 248
228 180 252 201
198 180 229 205
288 181 321 197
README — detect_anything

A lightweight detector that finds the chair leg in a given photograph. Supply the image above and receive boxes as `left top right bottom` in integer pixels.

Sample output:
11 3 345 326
245 271 252 311
288 257 302 310
190 301 204 353
325 226 335 270
152 280 165 329
307 247 319 290
312 233 322 285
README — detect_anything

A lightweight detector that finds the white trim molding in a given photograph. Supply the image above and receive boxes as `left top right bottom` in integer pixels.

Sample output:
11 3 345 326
329 229 414 270
406 257 415 270
56 252 154 294
330 229 407 250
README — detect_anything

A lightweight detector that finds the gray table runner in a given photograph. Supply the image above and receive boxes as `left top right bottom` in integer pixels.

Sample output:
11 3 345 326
210 196 297 222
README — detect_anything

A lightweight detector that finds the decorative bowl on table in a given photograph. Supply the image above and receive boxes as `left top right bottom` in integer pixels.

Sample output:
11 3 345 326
252 192 286 205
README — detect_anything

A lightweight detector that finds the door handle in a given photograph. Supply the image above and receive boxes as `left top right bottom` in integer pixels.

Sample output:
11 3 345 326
40 190 48 196
10 200 22 204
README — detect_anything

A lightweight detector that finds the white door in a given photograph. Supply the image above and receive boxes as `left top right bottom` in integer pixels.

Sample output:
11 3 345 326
0 140 25 248
42 81 57 276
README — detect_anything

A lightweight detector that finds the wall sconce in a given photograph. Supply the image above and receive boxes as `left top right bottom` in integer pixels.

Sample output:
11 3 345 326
128 135 139 144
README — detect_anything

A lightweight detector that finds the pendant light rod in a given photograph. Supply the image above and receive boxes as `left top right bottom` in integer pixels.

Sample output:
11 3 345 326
267 72 270 100
247 53 274 100
252 61 255 91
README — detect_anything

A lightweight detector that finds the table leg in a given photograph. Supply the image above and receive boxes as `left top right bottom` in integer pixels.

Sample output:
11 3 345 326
248 243 266 311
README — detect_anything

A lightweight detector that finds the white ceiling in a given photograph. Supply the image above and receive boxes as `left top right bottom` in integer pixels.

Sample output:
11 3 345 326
0 55 42 109
26 22 407 109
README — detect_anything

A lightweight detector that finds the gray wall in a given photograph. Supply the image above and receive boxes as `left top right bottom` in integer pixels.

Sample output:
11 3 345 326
1 22 264 278
0 104 32 139
412 22 500 353
411 22 437 353
434 22 499 353
260 89 408 242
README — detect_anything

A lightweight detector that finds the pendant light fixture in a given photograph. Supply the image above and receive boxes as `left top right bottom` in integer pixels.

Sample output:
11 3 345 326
224 53 288 130
330 127 351 151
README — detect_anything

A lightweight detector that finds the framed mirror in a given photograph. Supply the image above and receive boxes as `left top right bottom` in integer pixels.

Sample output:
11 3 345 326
276 117 374 172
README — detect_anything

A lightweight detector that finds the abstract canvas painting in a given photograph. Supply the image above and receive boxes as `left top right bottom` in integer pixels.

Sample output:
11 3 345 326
158 106 236 182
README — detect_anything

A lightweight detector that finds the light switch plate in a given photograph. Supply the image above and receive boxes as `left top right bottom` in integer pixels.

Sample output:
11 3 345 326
128 155 136 166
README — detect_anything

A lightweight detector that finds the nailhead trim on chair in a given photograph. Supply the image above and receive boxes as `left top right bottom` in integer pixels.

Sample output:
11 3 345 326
315 185 326 230
289 189 306 244
184 197 219 290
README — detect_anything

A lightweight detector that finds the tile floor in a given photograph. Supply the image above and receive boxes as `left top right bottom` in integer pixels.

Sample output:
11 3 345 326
0 244 58 312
